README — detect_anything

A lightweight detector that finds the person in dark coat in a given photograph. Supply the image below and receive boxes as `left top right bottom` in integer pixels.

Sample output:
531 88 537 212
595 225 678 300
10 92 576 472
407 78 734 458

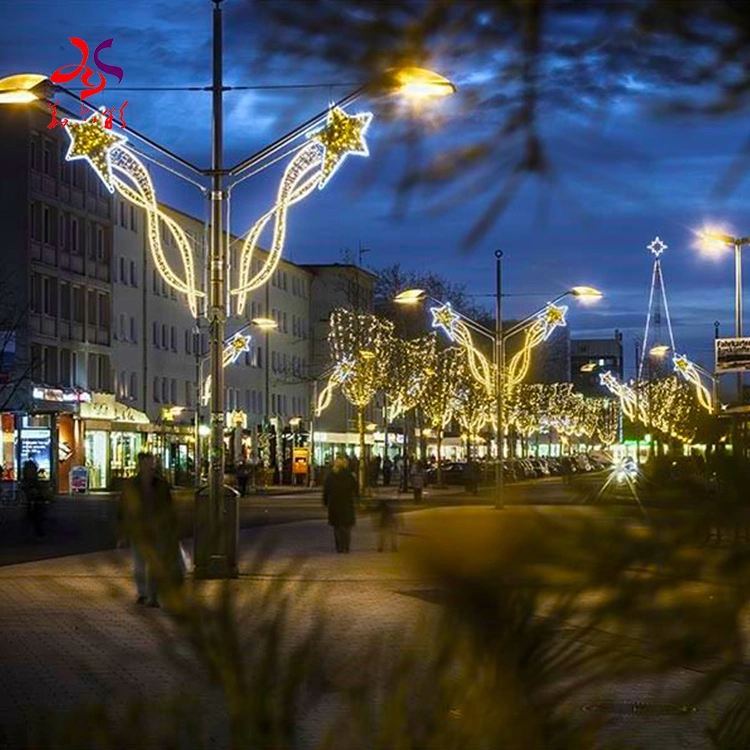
323 457 357 553
120 452 181 607
21 457 50 537
382 456 393 487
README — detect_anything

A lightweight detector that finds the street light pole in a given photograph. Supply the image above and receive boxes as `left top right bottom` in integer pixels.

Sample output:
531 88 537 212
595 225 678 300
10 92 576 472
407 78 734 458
634 339 641 466
201 0 235 578
736 240 744 403
494 250 504 510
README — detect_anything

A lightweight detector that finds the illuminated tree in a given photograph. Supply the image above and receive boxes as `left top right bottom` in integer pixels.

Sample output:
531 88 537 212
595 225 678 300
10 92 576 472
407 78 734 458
453 354 493 458
316 308 394 492
385 334 438 421
420 347 466 484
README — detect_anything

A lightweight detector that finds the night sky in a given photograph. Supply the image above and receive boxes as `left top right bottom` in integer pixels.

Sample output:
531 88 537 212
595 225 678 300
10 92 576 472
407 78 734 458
2 0 748 374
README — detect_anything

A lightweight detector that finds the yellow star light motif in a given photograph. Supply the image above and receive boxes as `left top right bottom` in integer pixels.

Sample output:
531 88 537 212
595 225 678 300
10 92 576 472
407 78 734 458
63 113 127 193
311 106 373 189
430 303 461 341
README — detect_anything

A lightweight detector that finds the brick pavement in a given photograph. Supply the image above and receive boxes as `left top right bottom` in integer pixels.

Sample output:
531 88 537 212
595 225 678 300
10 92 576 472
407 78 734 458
0 507 739 748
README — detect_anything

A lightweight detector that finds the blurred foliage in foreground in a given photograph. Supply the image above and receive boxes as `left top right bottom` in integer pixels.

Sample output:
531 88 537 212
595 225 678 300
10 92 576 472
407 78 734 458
14 463 750 748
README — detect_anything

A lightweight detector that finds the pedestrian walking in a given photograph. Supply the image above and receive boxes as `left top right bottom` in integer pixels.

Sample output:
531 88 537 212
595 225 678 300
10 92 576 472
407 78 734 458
410 459 425 503
120 452 181 607
382 456 393 487
376 497 400 552
322 456 357 553
21 457 50 537
236 460 249 497
464 459 479 495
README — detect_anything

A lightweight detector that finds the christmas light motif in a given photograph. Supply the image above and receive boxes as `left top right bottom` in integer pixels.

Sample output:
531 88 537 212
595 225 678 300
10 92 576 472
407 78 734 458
64 107 373 320
429 303 493 394
310 106 372 189
63 112 126 191
673 354 713 412
420 347 465 431
232 106 373 315
201 333 252 405
505 303 568 389
648 236 667 258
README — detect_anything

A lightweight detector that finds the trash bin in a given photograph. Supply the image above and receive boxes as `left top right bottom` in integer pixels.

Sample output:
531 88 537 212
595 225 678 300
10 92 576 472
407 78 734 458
193 485 240 579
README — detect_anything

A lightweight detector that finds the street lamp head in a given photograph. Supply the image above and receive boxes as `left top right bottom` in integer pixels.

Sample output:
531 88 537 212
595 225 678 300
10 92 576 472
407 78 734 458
649 344 671 358
251 317 278 330
569 286 603 302
393 288 427 305
0 73 51 104
697 226 734 253
580 362 598 373
384 66 457 100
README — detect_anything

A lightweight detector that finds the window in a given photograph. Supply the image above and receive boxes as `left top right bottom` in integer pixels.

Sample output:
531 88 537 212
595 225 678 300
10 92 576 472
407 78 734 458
118 313 126 341
119 256 126 283
170 379 177 404
29 136 38 171
257 346 263 368
153 322 159 347
96 226 104 260
60 349 71 387
161 378 169 404
59 214 67 250
43 142 51 175
185 381 193 408
98 293 110 329
185 330 192 354
170 326 176 351
29 202 40 241
87 290 97 326
153 269 159 294
70 217 79 254
72 286 84 323
60 282 70 321
161 324 167 349
42 206 51 244
130 316 137 343
271 351 277 372
130 260 137 286
129 372 138 400
42 277 57 316
43 346 58 384
130 204 136 231
98 354 111 392
120 202 126 227
153 377 160 403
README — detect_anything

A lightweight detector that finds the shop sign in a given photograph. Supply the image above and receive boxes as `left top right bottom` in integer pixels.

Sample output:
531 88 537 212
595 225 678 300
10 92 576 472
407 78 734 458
33 386 92 403
293 447 309 474
716 337 750 373
70 465 88 493
80 393 149 424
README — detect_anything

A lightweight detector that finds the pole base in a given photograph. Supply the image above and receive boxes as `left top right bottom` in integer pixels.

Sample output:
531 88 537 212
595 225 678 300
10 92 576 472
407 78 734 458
194 555 238 580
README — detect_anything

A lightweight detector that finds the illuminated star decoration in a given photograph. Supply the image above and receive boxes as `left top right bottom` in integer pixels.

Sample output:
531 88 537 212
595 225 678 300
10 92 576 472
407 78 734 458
63 113 127 192
648 236 668 258
539 303 568 340
430 303 461 341
311 106 373 189
224 333 252 366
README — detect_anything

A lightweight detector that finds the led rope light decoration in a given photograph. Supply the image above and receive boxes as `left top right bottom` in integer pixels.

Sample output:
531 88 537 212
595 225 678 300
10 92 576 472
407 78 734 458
62 107 374 320
673 354 713 413
316 357 356 416
232 106 373 315
505 303 568 389
420 346 465 431
63 113 203 316
201 333 252 405
430 303 493 394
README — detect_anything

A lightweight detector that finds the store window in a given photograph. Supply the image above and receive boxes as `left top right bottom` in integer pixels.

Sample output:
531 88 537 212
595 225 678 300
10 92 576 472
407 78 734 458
84 430 109 489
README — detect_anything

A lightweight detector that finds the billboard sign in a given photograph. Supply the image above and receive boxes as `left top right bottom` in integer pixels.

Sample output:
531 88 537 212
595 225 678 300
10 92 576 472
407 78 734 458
716 337 750 373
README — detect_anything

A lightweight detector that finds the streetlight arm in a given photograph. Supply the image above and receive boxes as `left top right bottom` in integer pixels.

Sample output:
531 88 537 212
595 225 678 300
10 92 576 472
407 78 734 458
227 85 366 178
502 292 568 341
50 84 206 176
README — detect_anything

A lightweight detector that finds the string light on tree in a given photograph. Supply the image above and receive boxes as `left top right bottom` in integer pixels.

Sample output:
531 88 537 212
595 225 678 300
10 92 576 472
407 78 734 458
385 334 437 421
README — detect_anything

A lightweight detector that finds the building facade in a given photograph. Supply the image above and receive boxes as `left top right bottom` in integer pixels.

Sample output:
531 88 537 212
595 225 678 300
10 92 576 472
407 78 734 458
571 331 624 396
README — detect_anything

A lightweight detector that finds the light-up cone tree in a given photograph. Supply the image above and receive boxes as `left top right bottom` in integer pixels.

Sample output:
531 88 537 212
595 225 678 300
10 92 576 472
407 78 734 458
419 346 465 485
316 308 394 493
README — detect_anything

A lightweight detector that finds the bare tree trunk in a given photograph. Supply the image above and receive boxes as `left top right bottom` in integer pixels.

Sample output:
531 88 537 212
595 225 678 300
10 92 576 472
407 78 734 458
436 427 443 487
358 406 366 496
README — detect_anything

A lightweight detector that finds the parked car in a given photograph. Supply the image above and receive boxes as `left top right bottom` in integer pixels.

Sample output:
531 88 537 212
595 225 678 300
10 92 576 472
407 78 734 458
528 458 550 478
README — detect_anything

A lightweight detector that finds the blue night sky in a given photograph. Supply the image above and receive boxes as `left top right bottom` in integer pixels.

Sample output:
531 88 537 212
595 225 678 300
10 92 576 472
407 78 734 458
1 0 748 374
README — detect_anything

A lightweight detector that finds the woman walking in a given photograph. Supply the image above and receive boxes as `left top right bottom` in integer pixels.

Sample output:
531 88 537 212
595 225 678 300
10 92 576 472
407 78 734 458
323 456 358 553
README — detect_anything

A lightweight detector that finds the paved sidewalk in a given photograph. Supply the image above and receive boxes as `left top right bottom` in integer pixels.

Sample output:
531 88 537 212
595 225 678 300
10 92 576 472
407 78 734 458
0 507 733 748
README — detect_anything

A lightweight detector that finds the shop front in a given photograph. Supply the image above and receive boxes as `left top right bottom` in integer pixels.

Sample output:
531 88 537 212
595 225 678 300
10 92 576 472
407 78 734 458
79 394 151 490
